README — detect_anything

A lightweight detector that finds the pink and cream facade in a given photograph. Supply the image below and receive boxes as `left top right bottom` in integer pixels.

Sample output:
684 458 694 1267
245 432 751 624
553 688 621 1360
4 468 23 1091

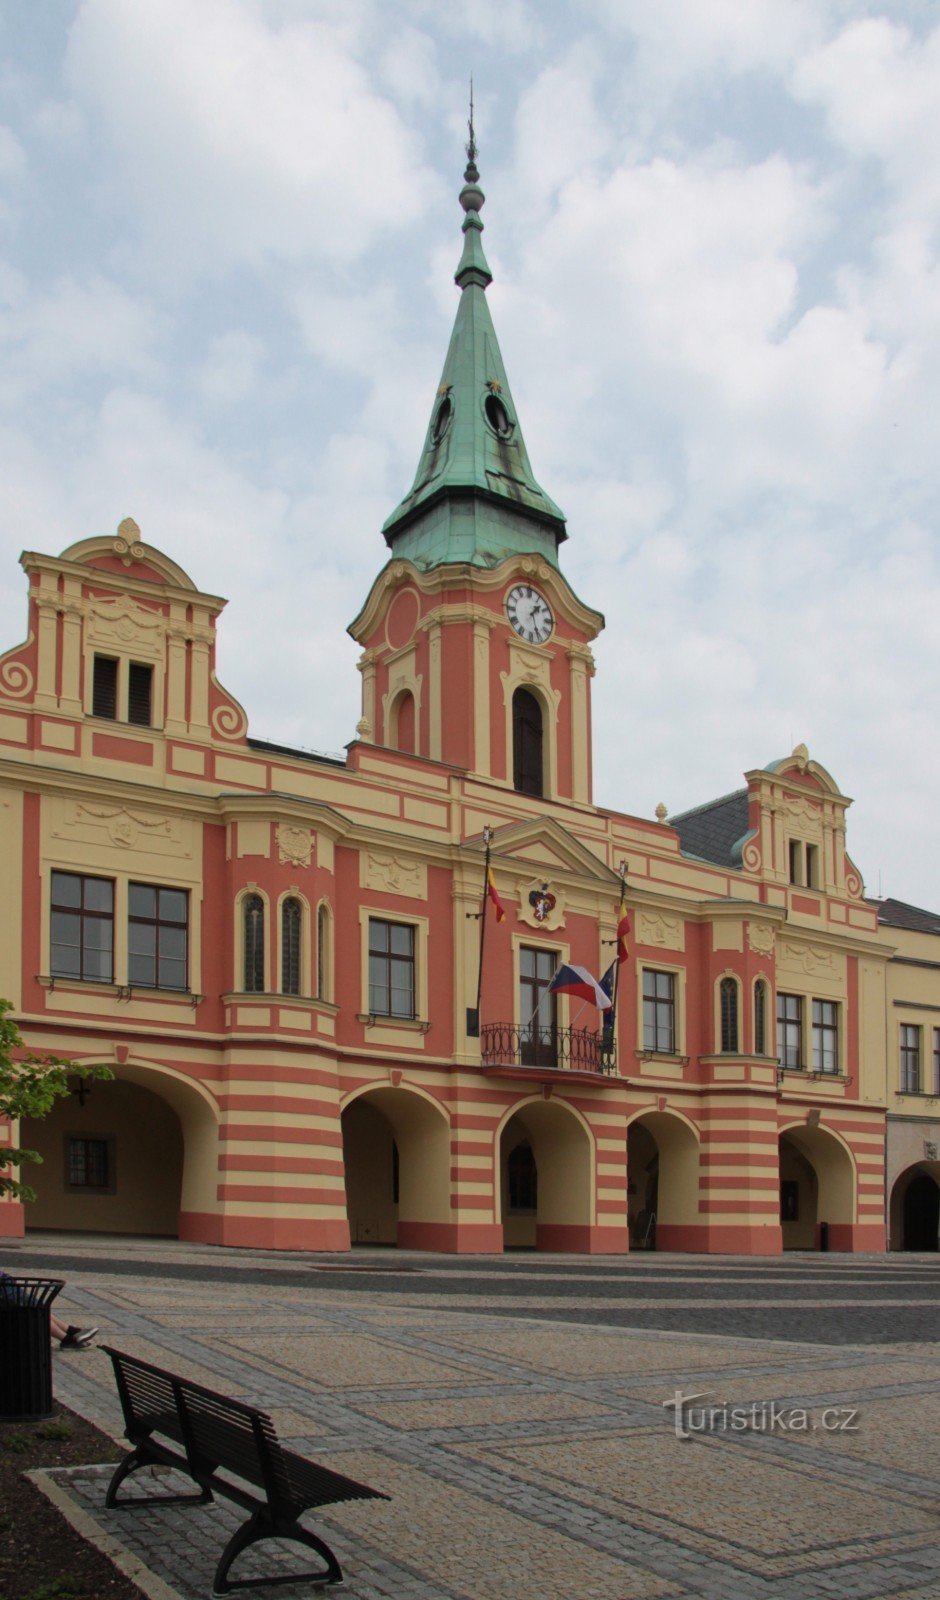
0 153 934 1255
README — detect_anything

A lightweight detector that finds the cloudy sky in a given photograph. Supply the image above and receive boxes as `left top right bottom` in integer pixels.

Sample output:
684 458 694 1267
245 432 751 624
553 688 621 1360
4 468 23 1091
1 0 938 907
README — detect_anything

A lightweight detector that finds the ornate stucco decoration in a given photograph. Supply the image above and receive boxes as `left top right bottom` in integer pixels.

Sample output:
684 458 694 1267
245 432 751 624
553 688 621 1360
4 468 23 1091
113 517 146 565
636 910 684 951
0 639 34 698
783 794 822 826
361 849 426 899
777 940 837 977
86 595 165 653
517 878 565 931
747 922 776 957
55 801 182 855
276 825 313 869
924 1140 938 1160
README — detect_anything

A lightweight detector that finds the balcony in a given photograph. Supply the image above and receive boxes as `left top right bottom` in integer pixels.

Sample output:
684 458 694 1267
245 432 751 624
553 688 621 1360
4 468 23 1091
480 1022 617 1076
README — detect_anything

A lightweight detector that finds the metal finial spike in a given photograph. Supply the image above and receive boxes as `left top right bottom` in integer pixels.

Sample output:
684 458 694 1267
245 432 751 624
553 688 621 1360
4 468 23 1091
467 77 476 164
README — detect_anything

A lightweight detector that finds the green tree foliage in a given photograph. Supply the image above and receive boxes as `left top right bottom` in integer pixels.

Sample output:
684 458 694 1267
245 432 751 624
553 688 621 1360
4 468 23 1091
0 1000 113 1202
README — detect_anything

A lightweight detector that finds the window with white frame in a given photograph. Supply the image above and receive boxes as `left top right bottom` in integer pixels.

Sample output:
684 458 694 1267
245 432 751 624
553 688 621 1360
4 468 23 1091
812 999 839 1073
643 969 676 1053
901 1024 921 1093
777 992 803 1068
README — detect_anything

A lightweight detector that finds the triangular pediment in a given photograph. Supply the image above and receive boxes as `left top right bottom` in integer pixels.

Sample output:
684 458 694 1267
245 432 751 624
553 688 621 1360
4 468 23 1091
463 817 618 885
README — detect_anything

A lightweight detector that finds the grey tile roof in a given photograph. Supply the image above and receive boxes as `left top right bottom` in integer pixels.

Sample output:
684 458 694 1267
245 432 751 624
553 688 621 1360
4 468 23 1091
669 789 749 869
871 897 940 935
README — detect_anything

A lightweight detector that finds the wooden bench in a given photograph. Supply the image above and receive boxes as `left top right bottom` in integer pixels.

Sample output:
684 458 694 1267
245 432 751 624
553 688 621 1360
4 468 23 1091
102 1345 388 1593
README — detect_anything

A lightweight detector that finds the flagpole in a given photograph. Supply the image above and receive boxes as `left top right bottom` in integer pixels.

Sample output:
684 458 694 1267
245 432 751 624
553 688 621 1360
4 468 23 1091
607 860 628 1060
467 825 493 1038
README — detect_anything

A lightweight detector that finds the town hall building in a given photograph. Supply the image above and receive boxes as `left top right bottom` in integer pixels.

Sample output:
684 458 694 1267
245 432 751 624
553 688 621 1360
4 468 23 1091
1 142 938 1256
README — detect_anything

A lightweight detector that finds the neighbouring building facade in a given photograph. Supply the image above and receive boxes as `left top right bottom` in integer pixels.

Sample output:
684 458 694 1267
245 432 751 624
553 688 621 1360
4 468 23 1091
1 146 938 1255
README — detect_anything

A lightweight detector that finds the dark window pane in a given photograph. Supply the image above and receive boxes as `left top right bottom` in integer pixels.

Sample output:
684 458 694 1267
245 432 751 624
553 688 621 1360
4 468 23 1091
160 926 185 960
84 945 113 981
84 878 113 912
127 661 153 726
158 957 187 991
128 923 156 957
51 909 80 947
128 952 155 985
51 872 81 908
369 920 389 955
92 656 118 719
390 924 413 957
129 883 156 918
159 889 187 923
51 941 81 977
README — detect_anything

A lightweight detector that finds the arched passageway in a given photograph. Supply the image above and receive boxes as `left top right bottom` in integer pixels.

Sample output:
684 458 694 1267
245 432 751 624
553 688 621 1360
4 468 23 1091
779 1126 855 1249
499 1099 592 1251
890 1163 940 1251
627 1111 700 1251
23 1062 218 1238
341 1087 450 1249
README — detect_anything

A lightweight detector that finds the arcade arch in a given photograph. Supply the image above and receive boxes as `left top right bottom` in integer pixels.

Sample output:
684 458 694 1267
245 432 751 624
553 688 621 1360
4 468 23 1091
889 1162 940 1251
23 1058 219 1237
341 1085 449 1247
498 1097 592 1250
627 1110 700 1250
779 1124 855 1249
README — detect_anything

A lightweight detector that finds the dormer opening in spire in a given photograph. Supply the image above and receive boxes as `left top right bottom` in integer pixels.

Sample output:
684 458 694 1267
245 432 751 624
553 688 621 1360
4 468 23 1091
381 130 566 570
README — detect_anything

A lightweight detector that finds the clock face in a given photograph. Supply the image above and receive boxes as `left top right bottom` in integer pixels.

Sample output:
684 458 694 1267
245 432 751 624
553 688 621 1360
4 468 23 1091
506 584 554 644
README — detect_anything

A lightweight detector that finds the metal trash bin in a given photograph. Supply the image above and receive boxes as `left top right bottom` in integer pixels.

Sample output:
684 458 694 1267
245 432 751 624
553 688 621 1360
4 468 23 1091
0 1276 64 1422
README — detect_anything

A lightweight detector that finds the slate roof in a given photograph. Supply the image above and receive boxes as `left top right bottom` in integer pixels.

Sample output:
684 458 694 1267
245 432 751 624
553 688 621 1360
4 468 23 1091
669 789 750 869
871 897 940 935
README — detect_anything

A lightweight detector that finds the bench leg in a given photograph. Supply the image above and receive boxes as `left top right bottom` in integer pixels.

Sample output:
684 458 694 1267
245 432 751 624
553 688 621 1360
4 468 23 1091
213 1510 343 1593
105 1449 214 1510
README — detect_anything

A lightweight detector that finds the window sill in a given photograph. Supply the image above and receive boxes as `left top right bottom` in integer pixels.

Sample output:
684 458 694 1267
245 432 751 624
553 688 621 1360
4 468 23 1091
777 1066 851 1082
40 976 200 1007
896 1089 940 1100
223 991 339 1013
39 975 117 993
357 1012 430 1034
635 1050 689 1066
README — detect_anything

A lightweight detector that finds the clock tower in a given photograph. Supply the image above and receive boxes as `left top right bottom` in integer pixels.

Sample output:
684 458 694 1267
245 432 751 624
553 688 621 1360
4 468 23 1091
349 129 603 806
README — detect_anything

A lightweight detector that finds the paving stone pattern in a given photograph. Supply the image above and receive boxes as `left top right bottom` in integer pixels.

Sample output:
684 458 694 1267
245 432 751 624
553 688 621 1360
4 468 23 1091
12 1238 940 1600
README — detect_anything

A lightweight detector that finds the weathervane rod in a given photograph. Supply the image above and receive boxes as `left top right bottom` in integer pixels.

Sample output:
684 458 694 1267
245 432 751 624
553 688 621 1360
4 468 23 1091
467 76 476 164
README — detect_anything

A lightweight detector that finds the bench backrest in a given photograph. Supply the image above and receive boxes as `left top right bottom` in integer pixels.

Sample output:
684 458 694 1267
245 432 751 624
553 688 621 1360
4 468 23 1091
103 1346 295 1511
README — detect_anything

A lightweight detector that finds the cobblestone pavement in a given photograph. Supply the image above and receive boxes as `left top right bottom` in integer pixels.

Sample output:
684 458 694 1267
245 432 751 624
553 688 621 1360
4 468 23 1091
10 1236 940 1600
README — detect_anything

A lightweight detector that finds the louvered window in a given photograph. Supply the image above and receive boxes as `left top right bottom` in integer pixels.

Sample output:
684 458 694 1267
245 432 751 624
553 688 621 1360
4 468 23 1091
92 656 118 719
127 662 153 726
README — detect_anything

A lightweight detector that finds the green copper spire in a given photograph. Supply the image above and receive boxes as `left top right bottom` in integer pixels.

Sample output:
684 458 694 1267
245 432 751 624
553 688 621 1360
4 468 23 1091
381 110 566 568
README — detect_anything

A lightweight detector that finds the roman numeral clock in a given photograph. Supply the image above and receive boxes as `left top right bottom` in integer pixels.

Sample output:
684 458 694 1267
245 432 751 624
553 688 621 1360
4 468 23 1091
506 584 554 645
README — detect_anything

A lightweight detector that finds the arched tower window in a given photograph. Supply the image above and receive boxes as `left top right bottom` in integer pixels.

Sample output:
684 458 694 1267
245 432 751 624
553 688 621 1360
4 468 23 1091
281 897 302 996
754 979 767 1055
720 977 739 1053
317 903 331 1002
243 894 265 993
512 687 543 797
394 691 415 754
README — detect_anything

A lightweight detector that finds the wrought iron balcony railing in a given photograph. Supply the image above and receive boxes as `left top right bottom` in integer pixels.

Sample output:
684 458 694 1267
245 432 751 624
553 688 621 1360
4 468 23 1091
480 1022 617 1075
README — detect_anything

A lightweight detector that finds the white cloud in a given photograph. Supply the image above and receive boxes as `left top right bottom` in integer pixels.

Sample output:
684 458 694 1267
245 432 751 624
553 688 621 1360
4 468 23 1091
196 330 265 405
0 275 160 399
65 0 437 278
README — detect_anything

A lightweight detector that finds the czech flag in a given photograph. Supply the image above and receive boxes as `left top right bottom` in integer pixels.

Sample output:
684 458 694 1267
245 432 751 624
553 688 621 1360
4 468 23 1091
487 867 506 923
548 963 612 1010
